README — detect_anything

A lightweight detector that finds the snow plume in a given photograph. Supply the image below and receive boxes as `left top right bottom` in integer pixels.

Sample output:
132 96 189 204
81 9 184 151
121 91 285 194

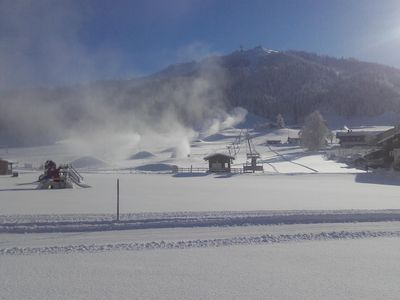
0 62 237 161
0 1 246 162
203 107 248 136
0 72 251 162
171 138 192 158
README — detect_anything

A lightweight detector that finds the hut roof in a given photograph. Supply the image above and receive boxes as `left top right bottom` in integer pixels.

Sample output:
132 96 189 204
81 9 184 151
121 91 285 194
204 153 235 161
0 159 15 166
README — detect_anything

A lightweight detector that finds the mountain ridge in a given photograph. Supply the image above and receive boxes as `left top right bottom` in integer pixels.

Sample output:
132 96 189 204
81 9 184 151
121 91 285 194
2 46 400 146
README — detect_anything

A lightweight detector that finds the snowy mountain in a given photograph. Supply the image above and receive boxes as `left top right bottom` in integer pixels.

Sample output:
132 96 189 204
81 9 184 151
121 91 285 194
157 46 400 122
2 46 400 146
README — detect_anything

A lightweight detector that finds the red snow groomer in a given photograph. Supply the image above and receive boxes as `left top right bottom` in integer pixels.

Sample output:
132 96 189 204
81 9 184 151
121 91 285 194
37 160 71 189
37 160 89 189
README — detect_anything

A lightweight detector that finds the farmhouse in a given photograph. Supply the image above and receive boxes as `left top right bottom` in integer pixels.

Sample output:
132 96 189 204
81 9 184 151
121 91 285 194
204 153 234 172
0 158 13 175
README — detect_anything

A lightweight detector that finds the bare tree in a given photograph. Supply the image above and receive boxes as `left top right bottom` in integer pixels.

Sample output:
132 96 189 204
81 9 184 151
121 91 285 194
299 111 330 150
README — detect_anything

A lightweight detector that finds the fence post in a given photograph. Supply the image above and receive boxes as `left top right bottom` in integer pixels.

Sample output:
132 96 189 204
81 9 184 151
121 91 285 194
116 178 120 222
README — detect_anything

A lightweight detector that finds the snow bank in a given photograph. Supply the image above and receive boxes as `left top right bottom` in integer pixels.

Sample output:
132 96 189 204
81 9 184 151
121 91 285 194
128 151 155 160
135 163 175 172
202 133 230 142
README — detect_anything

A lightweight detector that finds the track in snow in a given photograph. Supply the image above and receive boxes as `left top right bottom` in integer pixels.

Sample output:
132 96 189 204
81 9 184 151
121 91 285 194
2 210 400 234
263 158 280 173
266 145 319 173
2 230 399 256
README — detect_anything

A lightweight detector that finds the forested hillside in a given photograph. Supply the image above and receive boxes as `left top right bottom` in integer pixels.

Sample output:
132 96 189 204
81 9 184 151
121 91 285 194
2 46 400 146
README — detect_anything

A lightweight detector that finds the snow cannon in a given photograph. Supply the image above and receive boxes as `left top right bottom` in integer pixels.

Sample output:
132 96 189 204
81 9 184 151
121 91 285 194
37 160 90 189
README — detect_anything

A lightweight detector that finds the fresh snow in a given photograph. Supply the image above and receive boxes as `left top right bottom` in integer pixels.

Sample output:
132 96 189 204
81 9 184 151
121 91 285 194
2 172 400 215
1 238 400 299
2 125 400 299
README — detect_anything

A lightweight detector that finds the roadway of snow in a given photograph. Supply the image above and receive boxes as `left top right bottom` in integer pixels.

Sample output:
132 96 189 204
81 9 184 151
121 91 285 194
1 220 400 254
2 210 400 234
2 237 400 299
2 221 399 249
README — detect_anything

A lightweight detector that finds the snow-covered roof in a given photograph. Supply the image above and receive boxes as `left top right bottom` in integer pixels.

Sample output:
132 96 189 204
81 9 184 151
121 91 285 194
204 153 235 161
376 127 400 144
336 131 378 137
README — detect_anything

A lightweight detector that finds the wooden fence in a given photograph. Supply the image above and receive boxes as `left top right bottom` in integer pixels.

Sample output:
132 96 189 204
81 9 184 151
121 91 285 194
173 167 243 174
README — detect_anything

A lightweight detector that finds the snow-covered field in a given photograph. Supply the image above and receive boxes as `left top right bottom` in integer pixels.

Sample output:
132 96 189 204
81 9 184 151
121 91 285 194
0 126 371 172
1 125 400 299
2 170 400 215
2 230 400 299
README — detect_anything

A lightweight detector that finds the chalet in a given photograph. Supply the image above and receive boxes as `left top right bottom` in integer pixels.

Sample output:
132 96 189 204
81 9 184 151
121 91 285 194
0 159 13 175
204 153 234 173
375 126 400 169
336 131 381 147
347 127 400 169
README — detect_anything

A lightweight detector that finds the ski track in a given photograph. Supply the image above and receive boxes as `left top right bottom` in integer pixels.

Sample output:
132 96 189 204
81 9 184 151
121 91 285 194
267 145 319 172
264 161 280 173
2 210 400 234
2 230 399 256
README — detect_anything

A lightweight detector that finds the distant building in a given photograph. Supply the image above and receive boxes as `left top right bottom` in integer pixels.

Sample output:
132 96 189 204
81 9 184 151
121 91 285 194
331 127 400 170
287 137 301 145
204 153 234 172
335 131 381 147
375 126 400 169
344 127 400 169
266 140 281 145
0 159 13 175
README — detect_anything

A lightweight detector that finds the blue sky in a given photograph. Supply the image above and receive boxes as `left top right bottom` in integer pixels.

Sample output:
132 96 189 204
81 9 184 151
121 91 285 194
1 0 400 88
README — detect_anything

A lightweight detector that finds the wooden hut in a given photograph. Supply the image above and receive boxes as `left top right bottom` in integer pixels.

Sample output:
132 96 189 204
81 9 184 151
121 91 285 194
204 153 234 173
0 159 13 175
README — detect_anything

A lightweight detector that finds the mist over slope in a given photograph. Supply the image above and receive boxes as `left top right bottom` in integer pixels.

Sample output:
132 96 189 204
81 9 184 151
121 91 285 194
0 63 236 148
2 46 400 147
